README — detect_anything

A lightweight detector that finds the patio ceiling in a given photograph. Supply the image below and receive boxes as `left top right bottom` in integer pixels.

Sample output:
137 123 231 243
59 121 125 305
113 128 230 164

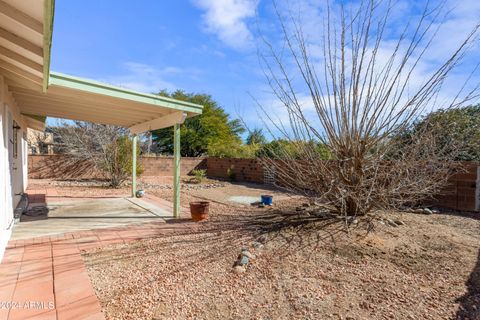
0 0 203 132
9 72 202 130
0 0 52 92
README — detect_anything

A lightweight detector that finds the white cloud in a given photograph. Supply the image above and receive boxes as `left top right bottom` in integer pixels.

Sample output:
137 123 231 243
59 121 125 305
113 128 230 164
192 0 259 50
100 62 199 94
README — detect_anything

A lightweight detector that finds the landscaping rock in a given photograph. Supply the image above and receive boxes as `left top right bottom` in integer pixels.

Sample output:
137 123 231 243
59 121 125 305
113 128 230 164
423 208 433 215
386 219 398 227
241 250 255 259
252 241 264 250
257 234 268 243
414 208 425 214
233 265 246 274
238 255 249 266
394 220 405 226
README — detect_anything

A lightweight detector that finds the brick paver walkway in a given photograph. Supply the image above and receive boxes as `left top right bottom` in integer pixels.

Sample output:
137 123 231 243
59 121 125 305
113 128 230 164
1 220 197 320
0 189 193 320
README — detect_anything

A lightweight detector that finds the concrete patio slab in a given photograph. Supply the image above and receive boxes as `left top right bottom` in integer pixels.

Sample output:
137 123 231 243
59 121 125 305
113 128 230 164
11 198 166 241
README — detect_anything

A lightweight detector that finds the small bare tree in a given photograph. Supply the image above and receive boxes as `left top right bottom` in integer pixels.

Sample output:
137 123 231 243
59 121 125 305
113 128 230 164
258 0 480 216
53 121 141 187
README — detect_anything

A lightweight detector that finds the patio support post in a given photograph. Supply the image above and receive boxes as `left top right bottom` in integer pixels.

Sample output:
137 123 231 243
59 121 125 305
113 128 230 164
173 123 181 218
132 134 138 198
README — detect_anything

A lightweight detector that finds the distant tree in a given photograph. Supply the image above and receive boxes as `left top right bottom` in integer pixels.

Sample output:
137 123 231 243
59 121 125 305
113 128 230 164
152 90 245 157
256 139 331 159
398 105 480 161
246 128 267 145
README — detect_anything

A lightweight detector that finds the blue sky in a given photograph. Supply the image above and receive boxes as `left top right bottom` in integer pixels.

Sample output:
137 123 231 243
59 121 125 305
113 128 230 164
50 1 267 129
49 0 480 135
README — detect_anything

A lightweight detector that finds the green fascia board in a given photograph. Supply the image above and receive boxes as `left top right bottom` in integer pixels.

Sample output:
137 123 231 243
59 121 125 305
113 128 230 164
42 0 55 92
24 114 47 123
49 72 204 114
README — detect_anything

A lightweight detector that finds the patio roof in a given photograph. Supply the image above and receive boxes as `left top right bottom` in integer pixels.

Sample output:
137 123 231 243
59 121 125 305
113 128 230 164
0 0 198 218
9 72 202 130
0 0 53 92
0 0 203 132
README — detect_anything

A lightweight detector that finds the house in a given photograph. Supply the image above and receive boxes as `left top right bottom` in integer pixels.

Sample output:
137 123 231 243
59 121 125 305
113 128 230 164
27 128 54 154
0 0 202 259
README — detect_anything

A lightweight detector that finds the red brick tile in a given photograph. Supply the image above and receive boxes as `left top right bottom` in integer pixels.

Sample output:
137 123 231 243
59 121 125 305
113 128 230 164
10 278 55 319
56 295 104 320
0 277 17 304
53 258 84 278
2 247 25 264
23 309 56 320
54 271 96 308
8 305 56 320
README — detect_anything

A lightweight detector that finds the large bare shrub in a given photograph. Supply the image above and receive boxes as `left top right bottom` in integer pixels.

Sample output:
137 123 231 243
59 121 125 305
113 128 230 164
53 121 142 187
258 0 480 216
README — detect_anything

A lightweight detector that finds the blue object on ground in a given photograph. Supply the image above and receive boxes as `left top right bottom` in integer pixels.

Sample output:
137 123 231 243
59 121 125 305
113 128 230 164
261 195 273 205
238 255 249 266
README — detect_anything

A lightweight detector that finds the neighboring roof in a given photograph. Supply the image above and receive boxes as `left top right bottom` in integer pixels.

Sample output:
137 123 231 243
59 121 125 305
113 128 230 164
0 0 203 132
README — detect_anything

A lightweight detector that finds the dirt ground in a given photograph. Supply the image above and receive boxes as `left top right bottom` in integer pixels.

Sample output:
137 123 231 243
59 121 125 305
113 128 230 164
68 178 480 320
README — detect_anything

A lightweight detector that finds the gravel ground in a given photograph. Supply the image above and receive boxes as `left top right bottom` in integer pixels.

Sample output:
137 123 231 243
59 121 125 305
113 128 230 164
82 196 480 320
27 177 227 197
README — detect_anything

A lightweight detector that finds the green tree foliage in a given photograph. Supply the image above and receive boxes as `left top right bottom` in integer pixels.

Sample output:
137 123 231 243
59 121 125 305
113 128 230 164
246 128 267 145
97 136 144 187
399 105 480 161
208 142 259 158
256 139 331 159
152 90 245 157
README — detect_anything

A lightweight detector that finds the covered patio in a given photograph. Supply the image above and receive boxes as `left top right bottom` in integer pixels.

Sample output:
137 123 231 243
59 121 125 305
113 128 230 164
0 0 203 318
11 72 203 218
10 187 188 241
0 0 203 220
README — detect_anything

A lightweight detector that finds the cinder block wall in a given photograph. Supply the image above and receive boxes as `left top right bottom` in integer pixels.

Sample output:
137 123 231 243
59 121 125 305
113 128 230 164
432 162 479 211
28 155 479 211
206 157 479 212
28 155 104 179
206 157 264 183
141 156 206 176
28 155 206 179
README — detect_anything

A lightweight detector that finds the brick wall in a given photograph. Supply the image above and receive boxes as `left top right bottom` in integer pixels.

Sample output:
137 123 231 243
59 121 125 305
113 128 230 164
28 155 479 211
206 157 264 183
28 155 206 179
140 156 206 176
432 162 479 211
28 155 104 180
206 157 479 212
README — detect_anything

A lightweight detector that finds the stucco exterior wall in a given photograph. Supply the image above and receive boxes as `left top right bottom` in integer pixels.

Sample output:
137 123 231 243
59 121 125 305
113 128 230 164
0 75 28 260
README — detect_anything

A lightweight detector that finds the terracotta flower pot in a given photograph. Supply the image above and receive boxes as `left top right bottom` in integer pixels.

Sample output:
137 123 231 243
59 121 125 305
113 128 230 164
190 201 210 221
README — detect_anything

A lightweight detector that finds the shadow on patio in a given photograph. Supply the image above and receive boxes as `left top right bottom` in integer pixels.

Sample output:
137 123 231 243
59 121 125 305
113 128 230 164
10 190 183 241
